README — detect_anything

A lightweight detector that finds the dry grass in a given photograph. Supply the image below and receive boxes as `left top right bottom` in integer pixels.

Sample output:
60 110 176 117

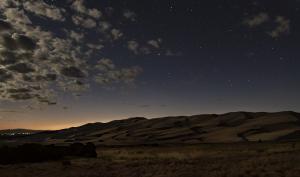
0 142 300 177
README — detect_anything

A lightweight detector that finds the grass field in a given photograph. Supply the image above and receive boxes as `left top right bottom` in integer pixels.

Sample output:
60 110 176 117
0 142 300 177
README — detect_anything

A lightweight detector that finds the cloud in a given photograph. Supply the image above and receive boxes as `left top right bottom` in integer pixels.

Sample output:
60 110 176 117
87 43 104 50
4 8 32 25
72 15 97 29
61 66 85 78
0 34 18 50
23 0 65 21
0 0 168 106
69 30 85 42
127 40 140 54
98 21 111 32
7 63 35 73
94 58 143 85
244 13 269 27
111 29 123 40
0 20 13 32
147 39 162 49
13 34 37 50
269 16 290 38
0 68 12 82
165 50 182 57
0 1 91 103
128 39 171 56
0 109 19 113
123 10 136 21
244 13 291 38
0 50 17 65
71 0 102 19
139 104 150 108
95 58 115 72
127 40 153 55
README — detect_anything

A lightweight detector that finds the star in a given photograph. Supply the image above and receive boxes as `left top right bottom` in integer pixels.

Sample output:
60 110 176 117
169 5 175 12
227 79 233 87
167 72 172 79
187 8 193 13
169 0 176 12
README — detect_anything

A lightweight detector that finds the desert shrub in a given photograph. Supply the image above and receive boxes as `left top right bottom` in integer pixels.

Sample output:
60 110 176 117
68 143 86 156
62 160 72 166
84 142 97 158
0 142 97 164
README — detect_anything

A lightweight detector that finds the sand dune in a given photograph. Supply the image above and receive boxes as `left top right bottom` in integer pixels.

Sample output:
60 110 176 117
4 111 300 146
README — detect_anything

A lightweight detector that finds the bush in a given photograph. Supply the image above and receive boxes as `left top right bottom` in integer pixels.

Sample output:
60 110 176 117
0 142 97 164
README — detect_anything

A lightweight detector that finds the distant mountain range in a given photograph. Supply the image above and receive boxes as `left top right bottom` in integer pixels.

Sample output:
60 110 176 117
2 111 300 146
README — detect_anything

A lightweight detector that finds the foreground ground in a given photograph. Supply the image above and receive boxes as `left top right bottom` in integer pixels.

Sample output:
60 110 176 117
0 142 300 177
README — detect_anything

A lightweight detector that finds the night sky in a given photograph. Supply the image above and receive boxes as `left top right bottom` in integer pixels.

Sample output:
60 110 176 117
0 0 299 130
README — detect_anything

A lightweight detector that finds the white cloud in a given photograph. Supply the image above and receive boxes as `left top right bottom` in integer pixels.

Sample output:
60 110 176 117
111 28 123 40
128 39 166 55
123 10 136 21
269 16 290 38
4 8 32 25
71 0 102 19
69 30 84 42
94 58 143 85
98 21 111 32
72 15 97 29
244 13 291 38
127 40 139 54
23 0 65 21
147 39 162 49
95 58 115 72
244 13 269 27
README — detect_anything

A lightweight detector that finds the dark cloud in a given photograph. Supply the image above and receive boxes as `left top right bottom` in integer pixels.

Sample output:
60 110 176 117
43 74 57 81
14 34 36 50
61 66 85 78
0 69 12 82
0 20 12 32
0 34 35 51
23 74 57 82
7 88 31 94
0 34 18 50
9 93 35 101
7 63 35 73
0 50 17 65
